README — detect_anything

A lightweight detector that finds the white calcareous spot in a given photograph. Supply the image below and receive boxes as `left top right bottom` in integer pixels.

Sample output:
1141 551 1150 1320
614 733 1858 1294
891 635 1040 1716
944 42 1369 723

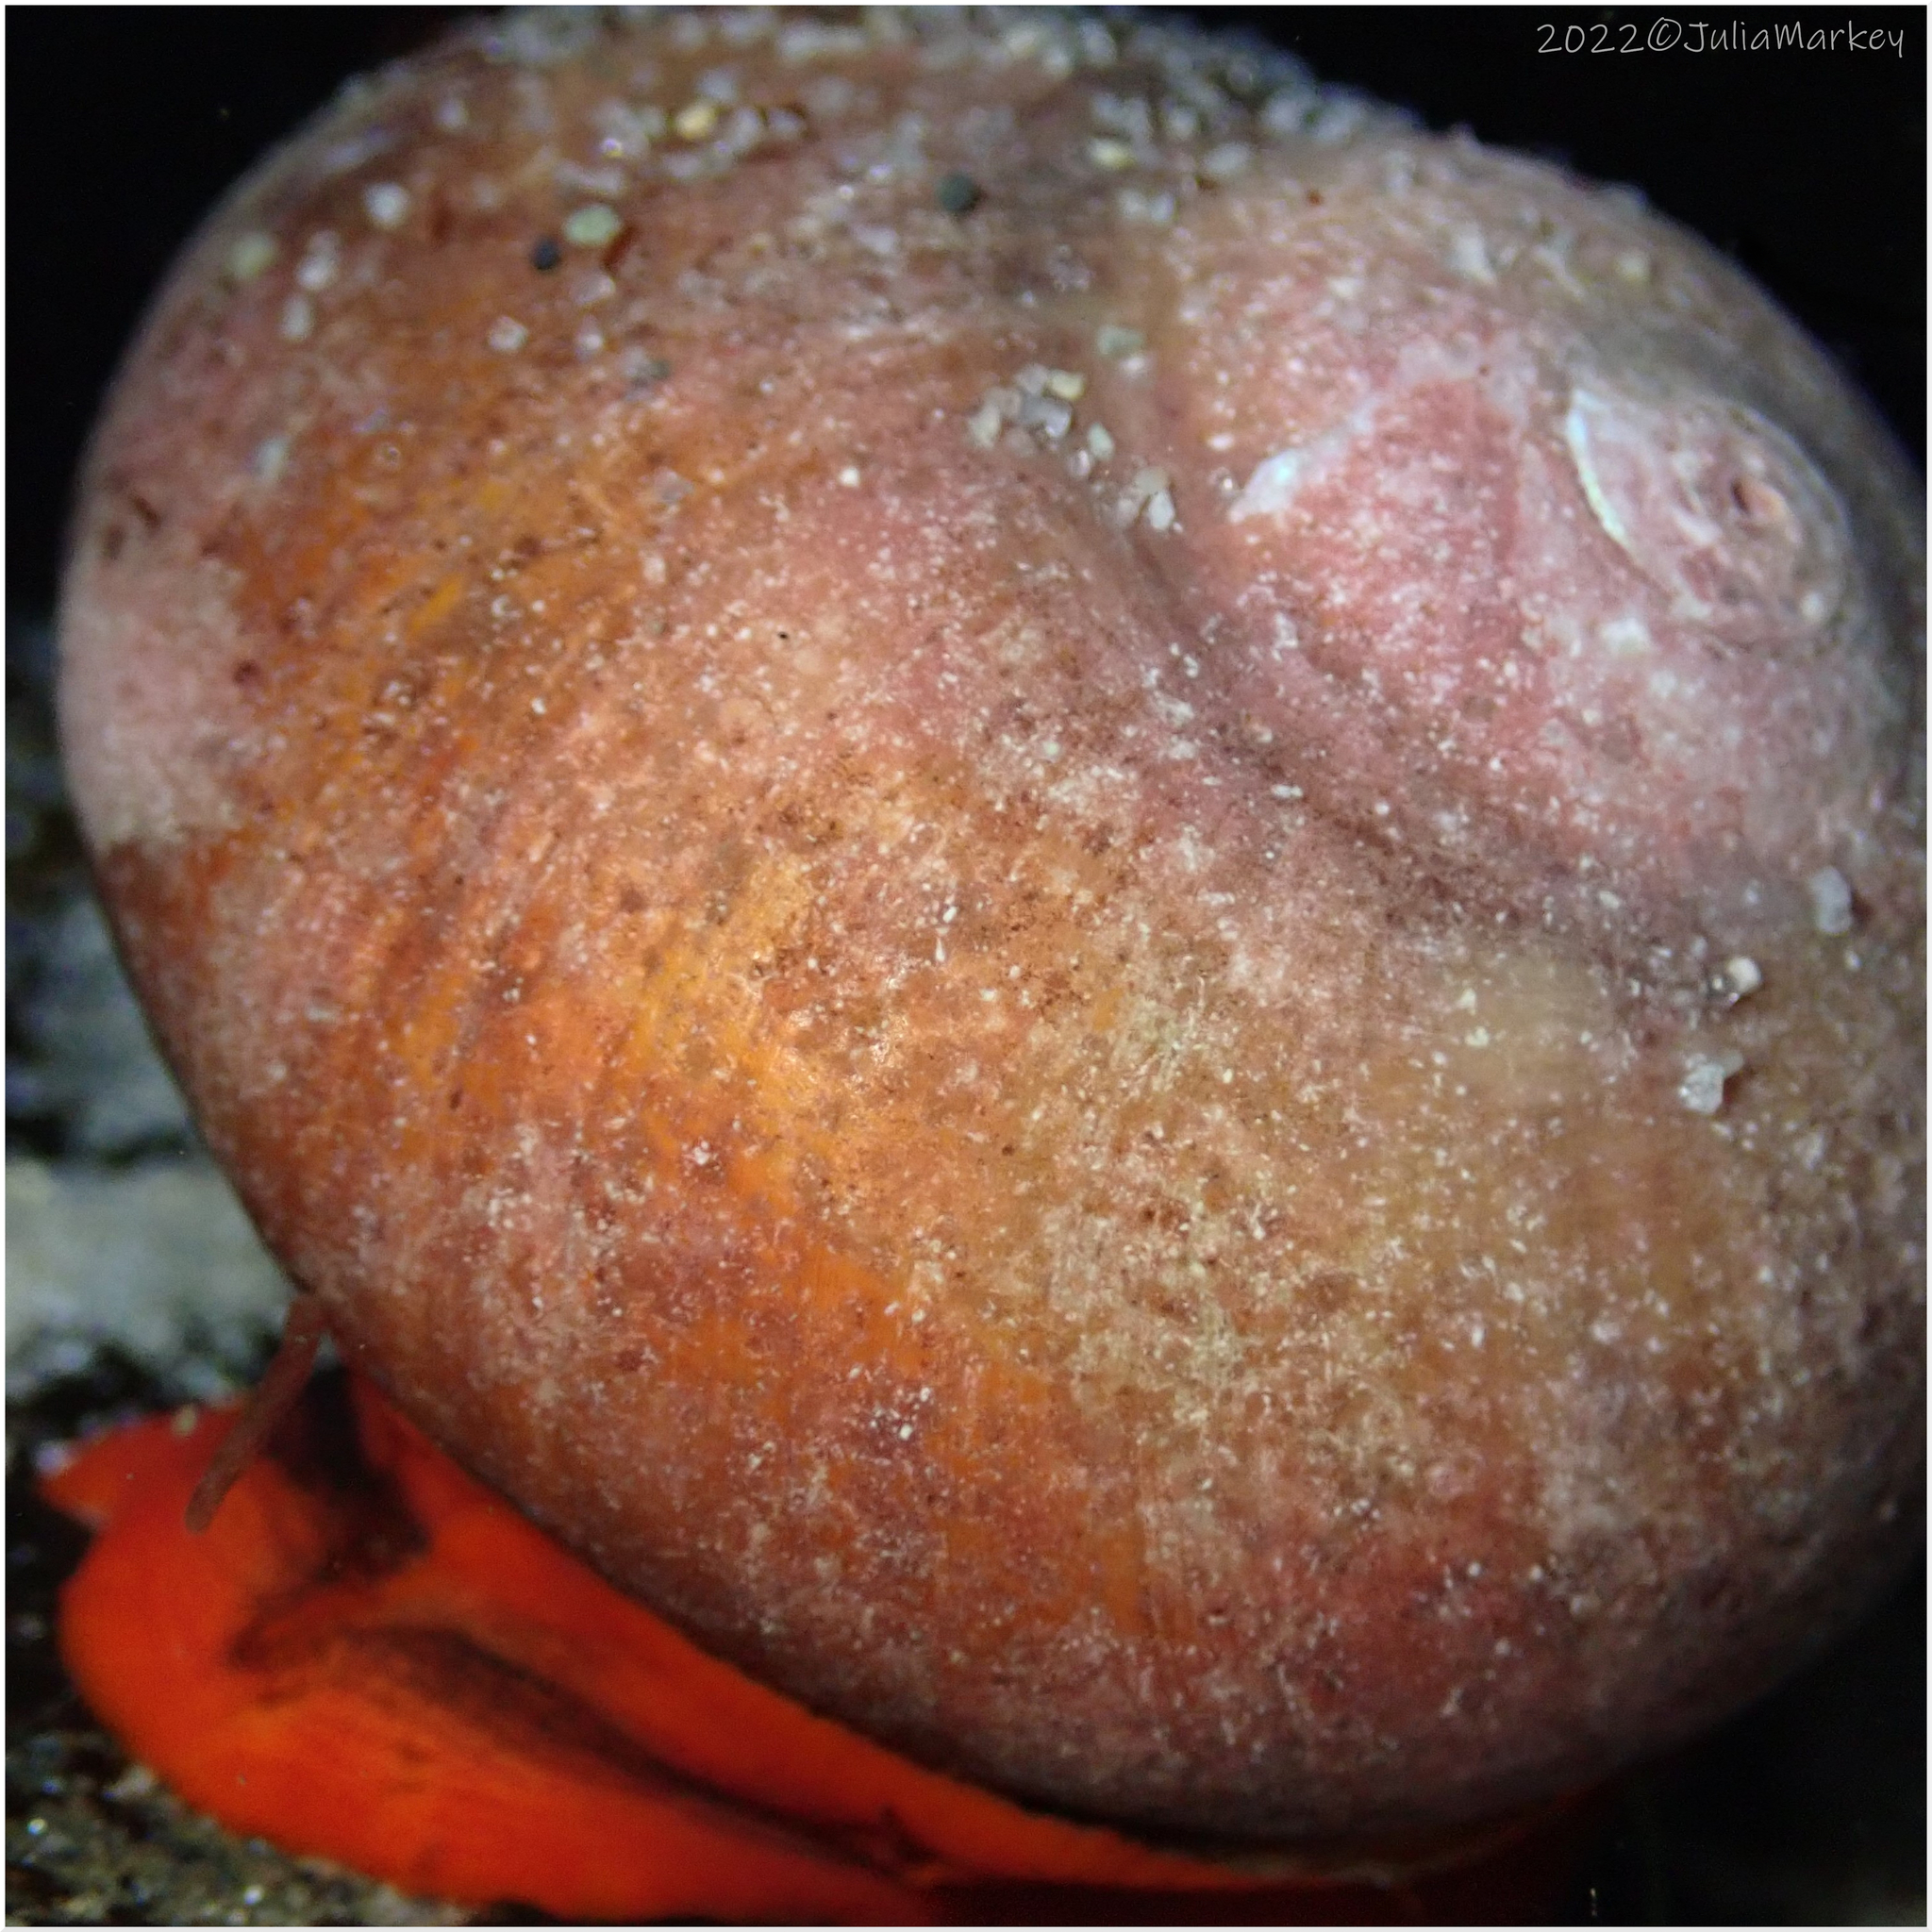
295 232 341 292
1806 866 1854 936
1307 92 1370 145
1722 956 1764 1000
1018 392 1074 441
488 316 530 354
1091 92 1153 139
1230 395 1377 524
675 98 720 141
1448 225 1495 285
1678 1049 1744 1115
1118 186 1175 225
556 158 627 198
225 231 277 283
1112 468 1174 531
1201 142 1252 181
362 182 411 229
1231 445 1312 523
1261 88 1315 137
564 203 625 248
718 104 765 156
278 294 314 342
318 108 396 169
1564 391 1632 550
593 99 665 158
1596 613 1652 657
777 17 869 63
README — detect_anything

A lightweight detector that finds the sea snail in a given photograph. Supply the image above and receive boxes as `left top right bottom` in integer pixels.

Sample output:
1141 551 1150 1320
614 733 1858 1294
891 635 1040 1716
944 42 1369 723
58 7 1923 1854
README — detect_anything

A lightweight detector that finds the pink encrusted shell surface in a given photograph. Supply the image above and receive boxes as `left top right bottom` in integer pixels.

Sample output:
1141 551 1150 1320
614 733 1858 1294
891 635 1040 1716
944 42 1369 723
58 8 1924 1845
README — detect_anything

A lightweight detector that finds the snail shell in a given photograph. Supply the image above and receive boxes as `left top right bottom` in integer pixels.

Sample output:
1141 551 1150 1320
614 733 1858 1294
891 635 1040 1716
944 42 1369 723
59 9 1923 1844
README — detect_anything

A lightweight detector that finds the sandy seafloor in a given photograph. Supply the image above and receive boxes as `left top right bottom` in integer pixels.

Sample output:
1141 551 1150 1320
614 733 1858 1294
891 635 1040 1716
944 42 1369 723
6 605 1924 1925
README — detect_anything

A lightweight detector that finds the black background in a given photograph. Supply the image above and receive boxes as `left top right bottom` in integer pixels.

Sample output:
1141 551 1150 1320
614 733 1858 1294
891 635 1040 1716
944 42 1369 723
7 8 1925 1924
